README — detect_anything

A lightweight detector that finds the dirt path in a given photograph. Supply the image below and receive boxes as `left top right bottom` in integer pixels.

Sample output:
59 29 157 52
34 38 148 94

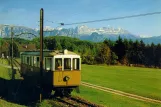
81 81 161 104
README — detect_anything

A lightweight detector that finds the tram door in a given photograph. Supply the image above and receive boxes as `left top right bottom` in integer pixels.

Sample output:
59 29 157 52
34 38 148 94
55 58 63 82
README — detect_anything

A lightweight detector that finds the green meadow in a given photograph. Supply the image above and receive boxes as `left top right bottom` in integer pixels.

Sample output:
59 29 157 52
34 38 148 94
73 86 161 107
0 66 12 80
0 99 25 107
1 63 161 107
81 64 161 100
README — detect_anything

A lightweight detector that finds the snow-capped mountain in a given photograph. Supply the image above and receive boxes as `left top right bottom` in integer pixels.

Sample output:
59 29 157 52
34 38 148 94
75 25 129 35
0 24 160 44
44 26 55 31
41 25 138 41
138 35 153 38
42 25 130 35
0 24 37 39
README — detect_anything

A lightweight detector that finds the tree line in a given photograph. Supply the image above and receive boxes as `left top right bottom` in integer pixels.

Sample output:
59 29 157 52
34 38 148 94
2 36 161 68
32 36 161 68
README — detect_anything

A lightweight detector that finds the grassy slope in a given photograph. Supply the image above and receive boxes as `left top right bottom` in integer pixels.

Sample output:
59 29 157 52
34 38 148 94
0 99 63 107
0 58 9 65
0 65 62 107
81 65 161 100
0 66 12 80
0 99 25 107
0 66 23 107
73 86 161 107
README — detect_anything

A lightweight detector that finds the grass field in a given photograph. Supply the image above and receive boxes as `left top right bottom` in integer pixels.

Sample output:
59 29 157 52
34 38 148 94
0 66 12 80
0 58 9 65
73 86 161 107
0 98 62 107
81 64 161 100
1 63 161 107
0 99 26 107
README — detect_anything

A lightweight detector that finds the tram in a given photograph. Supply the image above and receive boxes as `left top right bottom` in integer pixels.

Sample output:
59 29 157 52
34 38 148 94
20 49 81 97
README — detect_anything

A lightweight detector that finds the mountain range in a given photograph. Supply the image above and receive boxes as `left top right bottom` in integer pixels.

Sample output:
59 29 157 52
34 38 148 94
0 24 160 44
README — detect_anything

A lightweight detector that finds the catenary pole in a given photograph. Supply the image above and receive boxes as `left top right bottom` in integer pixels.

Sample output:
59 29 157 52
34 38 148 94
11 26 14 79
40 8 44 102
0 30 2 57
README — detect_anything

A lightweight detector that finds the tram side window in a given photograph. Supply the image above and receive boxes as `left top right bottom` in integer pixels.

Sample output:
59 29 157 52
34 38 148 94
64 58 71 70
73 58 80 70
36 57 40 67
55 58 62 71
33 56 37 67
27 57 30 65
23 56 25 64
33 56 40 67
30 57 33 66
45 57 52 71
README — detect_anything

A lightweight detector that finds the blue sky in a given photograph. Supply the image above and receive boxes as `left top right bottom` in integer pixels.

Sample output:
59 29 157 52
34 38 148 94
0 0 161 36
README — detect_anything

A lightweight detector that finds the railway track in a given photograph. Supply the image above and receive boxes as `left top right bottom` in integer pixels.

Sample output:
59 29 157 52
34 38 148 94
81 81 161 104
54 96 103 107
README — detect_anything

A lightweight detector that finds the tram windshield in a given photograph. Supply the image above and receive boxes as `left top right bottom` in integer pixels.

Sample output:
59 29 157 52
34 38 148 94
55 58 80 71
73 58 80 70
55 58 62 71
64 58 71 70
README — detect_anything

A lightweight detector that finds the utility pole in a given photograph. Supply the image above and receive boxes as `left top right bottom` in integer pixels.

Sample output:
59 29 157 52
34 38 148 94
0 30 2 57
11 26 14 79
40 8 44 102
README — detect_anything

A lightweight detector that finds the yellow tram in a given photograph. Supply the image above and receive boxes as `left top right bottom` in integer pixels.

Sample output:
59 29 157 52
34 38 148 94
20 49 81 97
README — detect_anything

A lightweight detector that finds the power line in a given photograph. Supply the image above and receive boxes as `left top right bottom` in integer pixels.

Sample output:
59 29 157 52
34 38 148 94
45 20 64 26
60 11 161 26
45 20 58 24
45 0 143 26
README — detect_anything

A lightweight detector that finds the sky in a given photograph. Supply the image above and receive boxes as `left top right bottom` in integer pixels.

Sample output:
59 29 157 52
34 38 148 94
0 0 161 36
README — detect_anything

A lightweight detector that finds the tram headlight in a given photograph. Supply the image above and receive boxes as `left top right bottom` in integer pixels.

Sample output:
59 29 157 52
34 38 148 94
64 76 70 81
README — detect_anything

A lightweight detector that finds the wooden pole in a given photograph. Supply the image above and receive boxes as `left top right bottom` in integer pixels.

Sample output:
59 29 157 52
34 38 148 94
11 27 14 80
40 8 44 102
0 31 2 57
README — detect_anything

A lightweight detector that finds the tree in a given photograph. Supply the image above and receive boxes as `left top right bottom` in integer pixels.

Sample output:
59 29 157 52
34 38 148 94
97 43 111 64
154 44 161 67
114 36 126 63
144 42 155 66
110 52 118 65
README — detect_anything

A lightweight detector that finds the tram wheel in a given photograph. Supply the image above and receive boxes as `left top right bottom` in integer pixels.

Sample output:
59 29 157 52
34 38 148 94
42 86 52 99
54 89 72 98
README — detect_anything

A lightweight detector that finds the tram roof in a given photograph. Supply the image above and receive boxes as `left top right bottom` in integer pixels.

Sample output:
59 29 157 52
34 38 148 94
20 50 79 56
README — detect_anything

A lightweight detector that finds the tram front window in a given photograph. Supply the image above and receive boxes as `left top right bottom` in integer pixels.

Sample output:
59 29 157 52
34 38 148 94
55 58 62 71
73 58 80 70
64 58 71 70
45 58 52 71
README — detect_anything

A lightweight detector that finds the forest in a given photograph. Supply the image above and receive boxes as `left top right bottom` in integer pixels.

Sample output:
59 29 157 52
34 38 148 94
32 36 161 68
2 36 161 68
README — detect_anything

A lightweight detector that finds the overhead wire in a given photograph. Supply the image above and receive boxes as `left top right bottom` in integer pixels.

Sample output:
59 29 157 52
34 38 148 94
44 0 137 26
57 11 161 26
